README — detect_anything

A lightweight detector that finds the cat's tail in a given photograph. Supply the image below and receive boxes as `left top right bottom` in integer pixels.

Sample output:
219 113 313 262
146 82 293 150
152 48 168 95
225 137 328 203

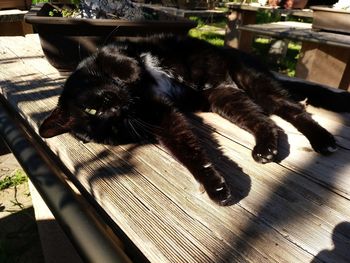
274 73 350 113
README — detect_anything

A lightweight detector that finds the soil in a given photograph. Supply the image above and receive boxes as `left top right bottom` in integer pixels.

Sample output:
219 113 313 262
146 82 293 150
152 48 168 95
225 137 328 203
0 139 45 263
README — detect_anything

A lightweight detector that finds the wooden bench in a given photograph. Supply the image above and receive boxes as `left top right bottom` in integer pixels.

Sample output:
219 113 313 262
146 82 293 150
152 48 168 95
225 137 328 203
239 21 350 90
224 2 313 52
1 34 350 262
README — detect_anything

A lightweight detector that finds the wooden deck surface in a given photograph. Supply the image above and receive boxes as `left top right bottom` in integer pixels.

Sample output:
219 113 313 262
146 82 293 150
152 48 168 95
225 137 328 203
1 34 350 263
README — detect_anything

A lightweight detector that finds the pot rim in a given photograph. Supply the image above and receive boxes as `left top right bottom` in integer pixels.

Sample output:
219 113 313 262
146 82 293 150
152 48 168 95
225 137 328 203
24 2 197 27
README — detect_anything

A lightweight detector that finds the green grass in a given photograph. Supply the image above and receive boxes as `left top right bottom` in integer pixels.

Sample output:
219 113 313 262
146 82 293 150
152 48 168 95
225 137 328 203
0 170 27 190
189 29 225 46
188 16 226 46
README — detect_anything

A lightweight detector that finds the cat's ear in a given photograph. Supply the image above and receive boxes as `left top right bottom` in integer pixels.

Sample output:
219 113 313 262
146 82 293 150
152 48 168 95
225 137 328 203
97 46 140 83
39 106 76 138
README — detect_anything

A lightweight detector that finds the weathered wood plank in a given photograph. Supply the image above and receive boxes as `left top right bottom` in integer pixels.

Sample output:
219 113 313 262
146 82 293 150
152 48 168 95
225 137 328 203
0 9 27 22
296 42 350 91
239 22 350 49
196 116 350 259
1 35 350 263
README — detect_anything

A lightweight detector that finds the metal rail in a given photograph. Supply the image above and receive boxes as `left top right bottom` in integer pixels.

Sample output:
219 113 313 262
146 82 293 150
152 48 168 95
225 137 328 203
0 96 132 263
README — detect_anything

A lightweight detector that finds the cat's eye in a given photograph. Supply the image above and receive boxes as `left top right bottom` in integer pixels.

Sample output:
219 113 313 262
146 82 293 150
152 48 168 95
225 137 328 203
103 97 111 104
84 108 97 115
102 92 116 105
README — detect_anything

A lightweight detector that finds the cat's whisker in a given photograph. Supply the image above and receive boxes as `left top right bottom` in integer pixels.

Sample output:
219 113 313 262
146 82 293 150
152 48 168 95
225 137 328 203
134 119 156 136
131 119 164 139
103 25 120 46
127 119 142 140
134 118 163 132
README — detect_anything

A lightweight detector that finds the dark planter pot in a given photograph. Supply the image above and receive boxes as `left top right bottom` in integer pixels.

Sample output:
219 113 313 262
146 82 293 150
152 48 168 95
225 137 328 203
24 3 196 73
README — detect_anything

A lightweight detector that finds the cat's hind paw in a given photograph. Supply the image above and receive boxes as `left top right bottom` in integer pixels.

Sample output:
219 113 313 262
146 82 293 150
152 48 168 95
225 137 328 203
252 143 278 164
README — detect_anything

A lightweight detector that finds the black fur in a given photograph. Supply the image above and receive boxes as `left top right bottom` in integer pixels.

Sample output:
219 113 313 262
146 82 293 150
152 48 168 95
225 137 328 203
39 35 350 205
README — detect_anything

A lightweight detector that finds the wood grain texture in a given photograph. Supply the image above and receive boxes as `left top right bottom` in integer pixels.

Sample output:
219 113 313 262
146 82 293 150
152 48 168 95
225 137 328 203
239 22 350 49
1 35 350 263
296 42 350 91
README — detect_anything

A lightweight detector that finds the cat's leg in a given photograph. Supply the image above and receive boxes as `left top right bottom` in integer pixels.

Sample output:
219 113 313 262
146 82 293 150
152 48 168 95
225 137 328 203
262 97 337 155
151 102 232 205
228 67 337 154
205 85 281 163
224 47 338 154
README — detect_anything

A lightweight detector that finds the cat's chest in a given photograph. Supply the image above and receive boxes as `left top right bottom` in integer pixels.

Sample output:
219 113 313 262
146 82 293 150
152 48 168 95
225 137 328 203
141 52 189 100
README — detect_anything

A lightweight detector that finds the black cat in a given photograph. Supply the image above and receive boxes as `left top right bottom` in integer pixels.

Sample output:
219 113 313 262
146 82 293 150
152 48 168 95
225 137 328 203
39 35 350 205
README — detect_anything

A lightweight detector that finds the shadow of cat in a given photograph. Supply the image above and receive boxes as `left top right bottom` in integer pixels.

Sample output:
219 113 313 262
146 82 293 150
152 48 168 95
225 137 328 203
275 128 290 163
74 113 255 206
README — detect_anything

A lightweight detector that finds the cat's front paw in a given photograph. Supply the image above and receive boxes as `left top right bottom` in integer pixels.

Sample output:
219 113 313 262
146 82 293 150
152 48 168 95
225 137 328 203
205 180 232 206
309 129 337 155
252 142 278 164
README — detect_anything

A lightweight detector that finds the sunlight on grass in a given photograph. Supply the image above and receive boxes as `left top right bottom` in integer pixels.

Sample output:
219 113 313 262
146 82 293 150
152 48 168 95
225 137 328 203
188 16 225 47
189 29 225 46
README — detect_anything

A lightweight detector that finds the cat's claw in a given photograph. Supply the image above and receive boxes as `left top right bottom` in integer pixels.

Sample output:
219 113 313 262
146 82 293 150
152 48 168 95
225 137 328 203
206 182 232 206
202 175 232 206
314 144 338 155
327 146 338 153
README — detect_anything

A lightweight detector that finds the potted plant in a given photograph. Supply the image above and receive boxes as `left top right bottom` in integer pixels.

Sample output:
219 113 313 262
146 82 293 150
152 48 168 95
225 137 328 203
25 0 196 73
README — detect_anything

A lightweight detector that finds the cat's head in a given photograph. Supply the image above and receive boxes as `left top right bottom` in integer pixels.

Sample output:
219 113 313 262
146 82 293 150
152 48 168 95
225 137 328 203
39 45 145 144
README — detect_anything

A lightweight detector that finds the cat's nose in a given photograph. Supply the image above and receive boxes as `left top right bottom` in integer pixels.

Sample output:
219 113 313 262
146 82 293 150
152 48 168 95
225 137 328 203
110 107 120 114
